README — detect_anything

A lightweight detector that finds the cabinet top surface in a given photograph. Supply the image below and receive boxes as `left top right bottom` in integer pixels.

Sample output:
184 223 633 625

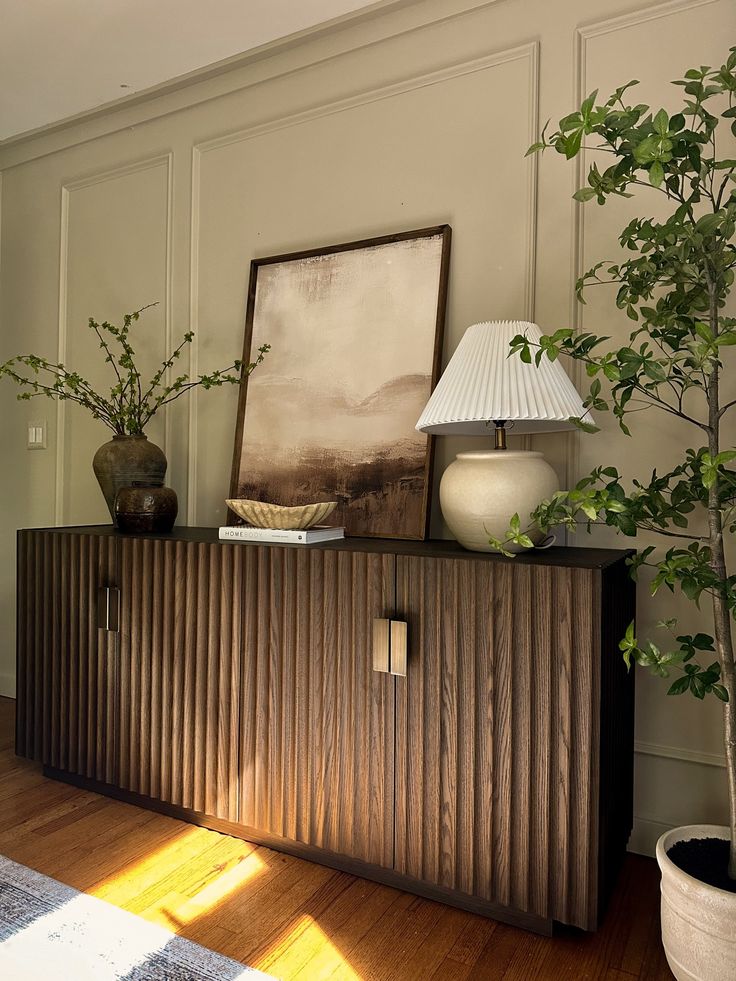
20 525 634 570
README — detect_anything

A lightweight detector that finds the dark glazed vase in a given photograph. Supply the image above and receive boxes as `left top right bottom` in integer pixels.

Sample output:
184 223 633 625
93 435 167 524
115 485 178 534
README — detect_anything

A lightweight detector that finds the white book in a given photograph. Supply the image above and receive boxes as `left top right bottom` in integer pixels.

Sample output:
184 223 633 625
218 525 345 544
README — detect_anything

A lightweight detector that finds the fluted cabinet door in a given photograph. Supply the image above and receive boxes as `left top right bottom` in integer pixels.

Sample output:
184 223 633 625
238 545 395 869
117 537 241 821
16 530 116 783
394 555 602 930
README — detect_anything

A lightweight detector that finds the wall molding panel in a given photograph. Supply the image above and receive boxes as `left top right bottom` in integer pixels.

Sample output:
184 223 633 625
54 153 174 525
563 0 722 490
188 40 540 522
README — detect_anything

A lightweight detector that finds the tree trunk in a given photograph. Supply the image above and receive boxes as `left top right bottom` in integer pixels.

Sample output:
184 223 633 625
707 286 736 878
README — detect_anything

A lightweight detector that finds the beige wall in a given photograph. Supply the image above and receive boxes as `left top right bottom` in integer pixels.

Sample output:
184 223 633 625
1 0 734 853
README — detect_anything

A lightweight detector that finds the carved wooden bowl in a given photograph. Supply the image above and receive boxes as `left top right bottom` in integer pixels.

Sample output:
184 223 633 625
225 499 337 530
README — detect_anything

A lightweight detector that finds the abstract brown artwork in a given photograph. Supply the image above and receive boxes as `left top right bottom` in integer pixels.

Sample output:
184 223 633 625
229 226 451 539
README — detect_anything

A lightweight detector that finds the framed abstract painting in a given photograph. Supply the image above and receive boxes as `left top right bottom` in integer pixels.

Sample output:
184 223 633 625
229 225 451 539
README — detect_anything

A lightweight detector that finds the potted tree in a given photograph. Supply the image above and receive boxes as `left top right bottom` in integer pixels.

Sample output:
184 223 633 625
491 49 736 980
0 304 269 523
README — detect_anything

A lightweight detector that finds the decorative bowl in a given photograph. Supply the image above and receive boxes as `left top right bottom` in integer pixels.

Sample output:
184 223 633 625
225 499 338 530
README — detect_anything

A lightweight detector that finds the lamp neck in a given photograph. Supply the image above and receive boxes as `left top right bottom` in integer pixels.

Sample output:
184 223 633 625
493 420 507 451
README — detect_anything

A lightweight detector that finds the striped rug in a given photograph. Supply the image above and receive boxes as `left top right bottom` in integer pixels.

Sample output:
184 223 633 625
0 855 271 980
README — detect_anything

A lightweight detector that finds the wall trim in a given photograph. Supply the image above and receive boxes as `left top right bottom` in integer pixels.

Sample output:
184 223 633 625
635 739 726 769
629 814 673 857
55 184 70 526
577 0 719 41
54 153 174 525
0 671 15 699
187 40 540 523
187 145 202 526
523 42 540 325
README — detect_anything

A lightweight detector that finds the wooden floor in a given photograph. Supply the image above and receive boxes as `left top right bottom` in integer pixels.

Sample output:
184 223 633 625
0 697 672 980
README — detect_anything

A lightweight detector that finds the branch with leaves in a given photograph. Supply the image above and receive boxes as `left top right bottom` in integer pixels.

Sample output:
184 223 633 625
0 304 270 436
498 47 736 876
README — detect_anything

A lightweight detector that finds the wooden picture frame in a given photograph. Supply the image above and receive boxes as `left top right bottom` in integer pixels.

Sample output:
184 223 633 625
229 225 451 540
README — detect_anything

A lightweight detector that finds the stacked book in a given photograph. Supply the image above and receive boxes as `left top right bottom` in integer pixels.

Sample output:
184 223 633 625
218 525 345 545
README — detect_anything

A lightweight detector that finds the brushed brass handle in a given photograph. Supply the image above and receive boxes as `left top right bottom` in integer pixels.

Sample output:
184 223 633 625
97 586 120 632
373 617 408 675
373 618 390 673
389 619 408 677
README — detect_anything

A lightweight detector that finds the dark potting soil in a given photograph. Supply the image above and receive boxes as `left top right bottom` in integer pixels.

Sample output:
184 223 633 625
667 837 736 894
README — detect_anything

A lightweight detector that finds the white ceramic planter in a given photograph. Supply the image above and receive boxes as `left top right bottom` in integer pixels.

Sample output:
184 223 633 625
656 824 736 981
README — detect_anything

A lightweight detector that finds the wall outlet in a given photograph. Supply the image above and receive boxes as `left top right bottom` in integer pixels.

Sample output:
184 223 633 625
27 420 47 449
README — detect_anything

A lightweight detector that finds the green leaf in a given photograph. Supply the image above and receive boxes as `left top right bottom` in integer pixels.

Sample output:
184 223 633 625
653 108 669 135
569 416 600 434
564 130 584 159
580 89 599 117
649 161 664 187
690 676 707 699
668 676 691 696
715 450 736 465
696 212 721 236
692 633 715 650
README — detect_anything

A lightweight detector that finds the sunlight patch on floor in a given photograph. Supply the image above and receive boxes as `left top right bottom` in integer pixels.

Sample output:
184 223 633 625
254 913 362 979
90 826 204 902
155 850 267 929
89 825 265 928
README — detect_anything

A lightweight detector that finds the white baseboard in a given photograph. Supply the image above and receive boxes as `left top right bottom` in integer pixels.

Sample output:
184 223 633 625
629 815 673 857
0 671 16 699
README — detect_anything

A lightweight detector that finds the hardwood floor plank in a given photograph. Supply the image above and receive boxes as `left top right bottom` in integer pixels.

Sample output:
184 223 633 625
254 871 354 971
428 957 481 981
612 856 663 978
444 915 499 965
291 881 401 980
469 922 523 980
340 894 446 981
385 905 470 979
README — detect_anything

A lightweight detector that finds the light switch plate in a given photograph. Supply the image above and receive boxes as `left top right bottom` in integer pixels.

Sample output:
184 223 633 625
27 419 47 449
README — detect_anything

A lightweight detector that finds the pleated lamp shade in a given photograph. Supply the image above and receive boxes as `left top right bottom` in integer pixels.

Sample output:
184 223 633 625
416 320 586 436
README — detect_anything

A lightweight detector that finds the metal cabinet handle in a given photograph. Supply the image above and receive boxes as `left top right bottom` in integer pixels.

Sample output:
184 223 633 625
373 618 390 673
97 586 120 632
389 619 407 677
373 617 408 676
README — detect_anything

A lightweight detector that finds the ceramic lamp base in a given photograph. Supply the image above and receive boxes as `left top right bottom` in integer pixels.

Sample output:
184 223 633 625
439 449 559 552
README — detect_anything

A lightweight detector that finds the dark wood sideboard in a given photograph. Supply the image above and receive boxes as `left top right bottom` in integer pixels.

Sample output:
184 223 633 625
15 526 635 935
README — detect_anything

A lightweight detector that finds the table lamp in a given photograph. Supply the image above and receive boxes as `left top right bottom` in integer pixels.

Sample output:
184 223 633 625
416 320 587 552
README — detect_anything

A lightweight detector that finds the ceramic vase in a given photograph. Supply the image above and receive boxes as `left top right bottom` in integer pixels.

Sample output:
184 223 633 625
114 484 178 534
92 435 167 524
